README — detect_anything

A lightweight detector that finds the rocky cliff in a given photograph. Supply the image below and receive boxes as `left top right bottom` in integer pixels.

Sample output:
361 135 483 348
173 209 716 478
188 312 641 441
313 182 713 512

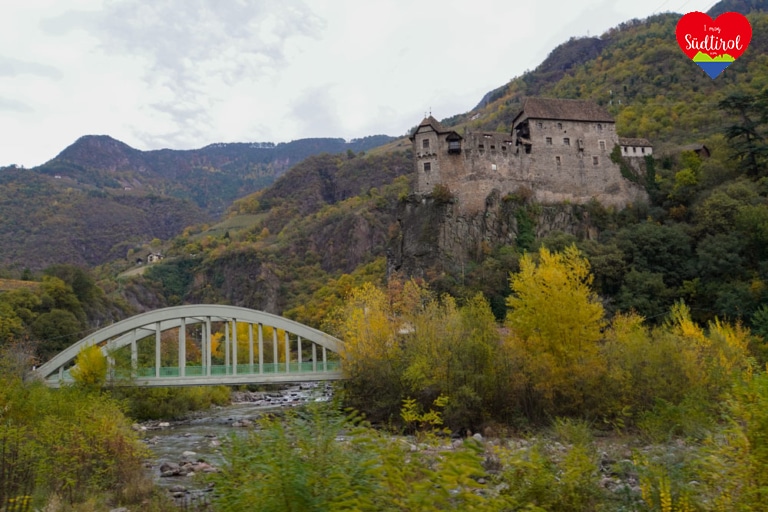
388 190 599 278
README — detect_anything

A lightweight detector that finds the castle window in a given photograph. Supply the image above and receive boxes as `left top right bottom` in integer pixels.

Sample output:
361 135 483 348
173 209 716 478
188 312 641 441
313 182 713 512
563 138 570 146
536 122 543 129
641 147 646 154
546 137 552 145
557 122 563 130
478 144 485 150
491 164 497 171
423 162 431 172
623 146 628 154
556 156 561 166
448 140 461 153
490 145 496 150
502 145 507 151
599 140 606 151
597 123 603 131
422 139 430 149
633 147 637 153
593 156 599 165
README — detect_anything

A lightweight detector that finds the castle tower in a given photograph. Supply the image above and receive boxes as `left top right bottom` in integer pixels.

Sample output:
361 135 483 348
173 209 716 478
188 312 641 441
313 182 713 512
409 116 462 195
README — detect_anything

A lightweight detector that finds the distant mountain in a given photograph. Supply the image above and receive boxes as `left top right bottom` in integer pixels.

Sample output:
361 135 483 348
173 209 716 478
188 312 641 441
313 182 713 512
42 134 395 216
709 0 768 17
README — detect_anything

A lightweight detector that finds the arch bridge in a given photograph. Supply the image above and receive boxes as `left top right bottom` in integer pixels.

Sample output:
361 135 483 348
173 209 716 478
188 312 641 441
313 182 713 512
33 305 344 388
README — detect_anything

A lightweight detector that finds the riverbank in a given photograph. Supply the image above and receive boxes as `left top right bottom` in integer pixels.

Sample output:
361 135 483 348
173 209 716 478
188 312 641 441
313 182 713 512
139 383 333 506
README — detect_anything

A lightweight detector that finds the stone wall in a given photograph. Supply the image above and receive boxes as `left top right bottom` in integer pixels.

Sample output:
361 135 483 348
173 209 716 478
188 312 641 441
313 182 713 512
413 120 646 214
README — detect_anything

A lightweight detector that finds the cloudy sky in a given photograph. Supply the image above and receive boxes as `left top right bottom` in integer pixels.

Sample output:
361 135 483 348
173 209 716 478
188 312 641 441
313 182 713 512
1 0 717 167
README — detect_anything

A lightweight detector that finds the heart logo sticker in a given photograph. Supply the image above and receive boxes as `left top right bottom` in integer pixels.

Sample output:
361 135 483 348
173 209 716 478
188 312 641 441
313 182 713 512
676 11 752 79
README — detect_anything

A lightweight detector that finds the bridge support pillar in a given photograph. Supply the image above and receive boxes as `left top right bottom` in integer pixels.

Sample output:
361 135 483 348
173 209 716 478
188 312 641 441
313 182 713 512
179 317 186 378
248 323 254 372
258 323 264 374
155 321 161 378
272 329 278 372
232 319 238 376
298 336 302 368
284 331 290 373
205 317 212 377
131 329 137 379
224 321 230 372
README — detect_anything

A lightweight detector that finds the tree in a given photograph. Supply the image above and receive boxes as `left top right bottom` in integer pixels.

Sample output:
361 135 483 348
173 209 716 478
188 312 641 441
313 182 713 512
504 245 607 419
718 89 768 177
329 282 404 421
70 344 108 390
506 245 605 355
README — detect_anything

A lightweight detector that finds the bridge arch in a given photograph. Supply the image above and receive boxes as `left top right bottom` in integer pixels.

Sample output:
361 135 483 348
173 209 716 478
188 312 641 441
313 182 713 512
34 305 344 388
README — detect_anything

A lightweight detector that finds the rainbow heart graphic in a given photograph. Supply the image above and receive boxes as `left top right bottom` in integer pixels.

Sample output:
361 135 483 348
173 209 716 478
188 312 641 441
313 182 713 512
675 11 752 79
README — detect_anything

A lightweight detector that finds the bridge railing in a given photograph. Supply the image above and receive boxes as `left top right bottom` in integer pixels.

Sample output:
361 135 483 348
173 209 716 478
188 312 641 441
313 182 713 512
48 361 343 385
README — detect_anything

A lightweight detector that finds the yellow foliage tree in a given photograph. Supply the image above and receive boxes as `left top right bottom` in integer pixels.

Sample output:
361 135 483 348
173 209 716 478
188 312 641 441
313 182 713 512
328 282 404 420
504 245 607 418
70 343 108 389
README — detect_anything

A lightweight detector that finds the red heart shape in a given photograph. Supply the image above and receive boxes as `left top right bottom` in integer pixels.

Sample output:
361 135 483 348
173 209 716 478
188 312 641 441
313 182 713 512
676 11 752 60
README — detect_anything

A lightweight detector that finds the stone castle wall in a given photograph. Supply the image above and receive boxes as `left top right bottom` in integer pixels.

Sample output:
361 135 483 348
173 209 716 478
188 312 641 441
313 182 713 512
413 120 646 213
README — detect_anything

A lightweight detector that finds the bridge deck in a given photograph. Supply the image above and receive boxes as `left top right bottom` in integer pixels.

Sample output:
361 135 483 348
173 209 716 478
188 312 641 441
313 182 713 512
46 361 343 388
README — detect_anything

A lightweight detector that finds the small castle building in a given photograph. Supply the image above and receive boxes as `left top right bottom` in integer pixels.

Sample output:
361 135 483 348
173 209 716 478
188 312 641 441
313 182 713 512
147 252 163 264
619 137 653 156
411 97 647 213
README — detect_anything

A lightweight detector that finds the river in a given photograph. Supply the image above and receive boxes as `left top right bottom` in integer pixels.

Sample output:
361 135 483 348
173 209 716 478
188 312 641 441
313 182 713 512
141 383 333 506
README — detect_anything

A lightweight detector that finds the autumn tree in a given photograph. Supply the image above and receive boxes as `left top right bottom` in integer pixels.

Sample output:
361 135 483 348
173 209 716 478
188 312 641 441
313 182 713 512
70 343 108 390
329 282 404 422
504 245 607 420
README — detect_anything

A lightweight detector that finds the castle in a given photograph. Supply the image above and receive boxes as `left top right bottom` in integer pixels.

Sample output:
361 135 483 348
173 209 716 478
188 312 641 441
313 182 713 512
410 97 648 213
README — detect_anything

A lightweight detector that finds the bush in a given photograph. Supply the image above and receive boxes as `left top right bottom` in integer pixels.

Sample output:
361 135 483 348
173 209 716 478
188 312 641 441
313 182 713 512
431 183 454 203
0 342 152 508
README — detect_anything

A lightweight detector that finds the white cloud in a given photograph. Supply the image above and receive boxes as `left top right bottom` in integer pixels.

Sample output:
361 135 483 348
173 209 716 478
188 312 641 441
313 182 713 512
0 0 718 166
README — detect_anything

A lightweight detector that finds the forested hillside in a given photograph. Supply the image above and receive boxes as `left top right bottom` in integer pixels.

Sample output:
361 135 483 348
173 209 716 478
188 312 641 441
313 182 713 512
0 167 206 271
449 6 768 153
0 135 394 270
121 151 412 323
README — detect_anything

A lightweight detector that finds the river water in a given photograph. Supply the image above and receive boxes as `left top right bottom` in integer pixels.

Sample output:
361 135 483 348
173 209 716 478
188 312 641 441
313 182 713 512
142 383 332 504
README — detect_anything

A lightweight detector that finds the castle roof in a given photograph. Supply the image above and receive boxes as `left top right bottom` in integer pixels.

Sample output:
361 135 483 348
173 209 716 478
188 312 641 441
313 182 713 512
410 115 462 140
418 115 445 132
513 97 614 126
619 137 652 147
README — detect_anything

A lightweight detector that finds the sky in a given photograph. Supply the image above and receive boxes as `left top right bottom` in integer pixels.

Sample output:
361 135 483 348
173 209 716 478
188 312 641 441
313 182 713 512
0 0 718 167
